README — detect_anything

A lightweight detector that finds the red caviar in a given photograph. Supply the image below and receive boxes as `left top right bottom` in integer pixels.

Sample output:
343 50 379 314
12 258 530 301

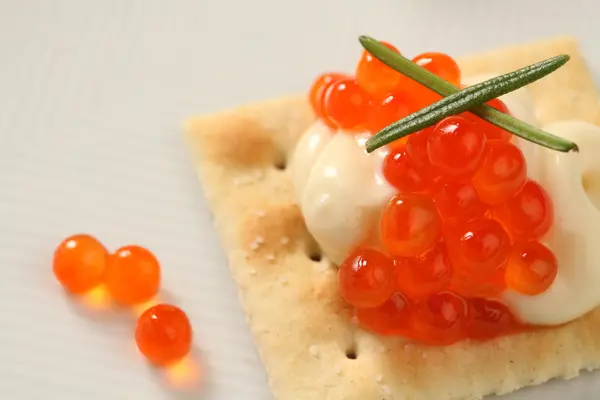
356 41 403 96
310 40 558 347
309 72 348 126
53 234 108 294
506 241 558 295
381 194 441 257
135 304 193 366
428 116 487 178
323 78 371 130
104 245 161 305
338 248 395 308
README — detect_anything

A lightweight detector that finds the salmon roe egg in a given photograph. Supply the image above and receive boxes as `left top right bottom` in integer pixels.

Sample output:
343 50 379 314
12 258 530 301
472 142 527 205
338 248 395 308
484 98 513 142
494 180 554 240
356 292 412 336
356 41 403 96
382 148 431 194
412 52 461 86
366 91 417 134
506 241 558 295
104 245 161 305
447 218 511 275
135 304 193 366
395 243 453 298
406 127 439 180
308 72 348 124
466 298 516 341
427 116 487 178
323 78 371 130
434 181 488 226
381 194 441 257
53 234 108 294
410 291 467 345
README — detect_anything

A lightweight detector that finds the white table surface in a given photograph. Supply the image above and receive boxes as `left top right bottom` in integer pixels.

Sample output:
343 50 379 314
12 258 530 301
1 0 599 398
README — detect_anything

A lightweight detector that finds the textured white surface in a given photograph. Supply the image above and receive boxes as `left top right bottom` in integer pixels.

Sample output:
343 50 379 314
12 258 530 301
1 0 600 398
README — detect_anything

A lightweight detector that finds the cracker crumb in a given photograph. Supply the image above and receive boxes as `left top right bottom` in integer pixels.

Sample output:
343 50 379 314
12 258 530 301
265 253 276 262
404 343 413 352
375 374 383 383
382 385 392 396
333 365 342 375
421 352 428 359
255 235 264 244
309 345 319 358
350 315 359 325
379 345 387 353
249 241 260 250
255 210 266 218
249 268 257 276
280 277 289 285
280 236 290 245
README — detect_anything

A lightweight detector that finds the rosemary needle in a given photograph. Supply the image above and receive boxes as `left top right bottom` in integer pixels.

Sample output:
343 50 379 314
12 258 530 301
359 36 578 153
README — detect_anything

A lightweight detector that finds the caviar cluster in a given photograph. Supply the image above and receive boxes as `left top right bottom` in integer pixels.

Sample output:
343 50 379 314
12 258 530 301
309 42 557 345
53 234 193 365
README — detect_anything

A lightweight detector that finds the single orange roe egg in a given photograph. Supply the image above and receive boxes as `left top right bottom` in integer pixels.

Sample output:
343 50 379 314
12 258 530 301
53 234 108 294
382 148 431 194
483 98 513 142
356 41 403 96
366 91 417 134
323 78 371 130
434 181 488 226
450 267 506 298
381 194 441 257
135 304 193 366
406 127 440 180
308 72 348 119
104 245 161 306
472 142 527 205
447 218 511 276
466 298 516 341
427 116 487 178
356 292 412 336
506 241 558 295
338 248 395 308
410 291 467 345
494 180 554 241
395 243 453 298
412 52 461 86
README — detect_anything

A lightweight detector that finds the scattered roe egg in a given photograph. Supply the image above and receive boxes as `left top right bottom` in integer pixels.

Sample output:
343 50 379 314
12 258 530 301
427 116 487 178
395 243 453 298
410 291 467 345
466 298 516 341
308 72 349 128
506 241 558 295
366 91 417 134
104 245 161 306
356 292 412 336
135 304 193 366
53 234 108 294
323 78 371 130
433 181 488 226
472 142 527 205
382 148 431 193
381 194 441 257
356 41 403 96
338 248 395 308
412 52 461 86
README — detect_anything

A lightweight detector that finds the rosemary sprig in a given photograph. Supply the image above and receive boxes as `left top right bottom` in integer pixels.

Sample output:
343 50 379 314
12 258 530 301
359 36 579 153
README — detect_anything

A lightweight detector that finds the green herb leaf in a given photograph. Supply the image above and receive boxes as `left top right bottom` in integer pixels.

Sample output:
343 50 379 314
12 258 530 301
359 36 579 153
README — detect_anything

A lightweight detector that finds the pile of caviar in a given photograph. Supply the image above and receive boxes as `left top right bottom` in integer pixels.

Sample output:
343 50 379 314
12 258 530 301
53 234 193 365
309 42 558 345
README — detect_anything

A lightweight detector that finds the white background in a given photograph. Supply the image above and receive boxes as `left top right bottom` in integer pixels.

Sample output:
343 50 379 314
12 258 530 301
1 0 599 399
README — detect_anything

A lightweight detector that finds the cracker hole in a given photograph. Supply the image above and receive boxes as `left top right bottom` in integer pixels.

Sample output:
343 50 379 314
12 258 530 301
304 236 323 263
273 150 287 171
345 348 357 360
